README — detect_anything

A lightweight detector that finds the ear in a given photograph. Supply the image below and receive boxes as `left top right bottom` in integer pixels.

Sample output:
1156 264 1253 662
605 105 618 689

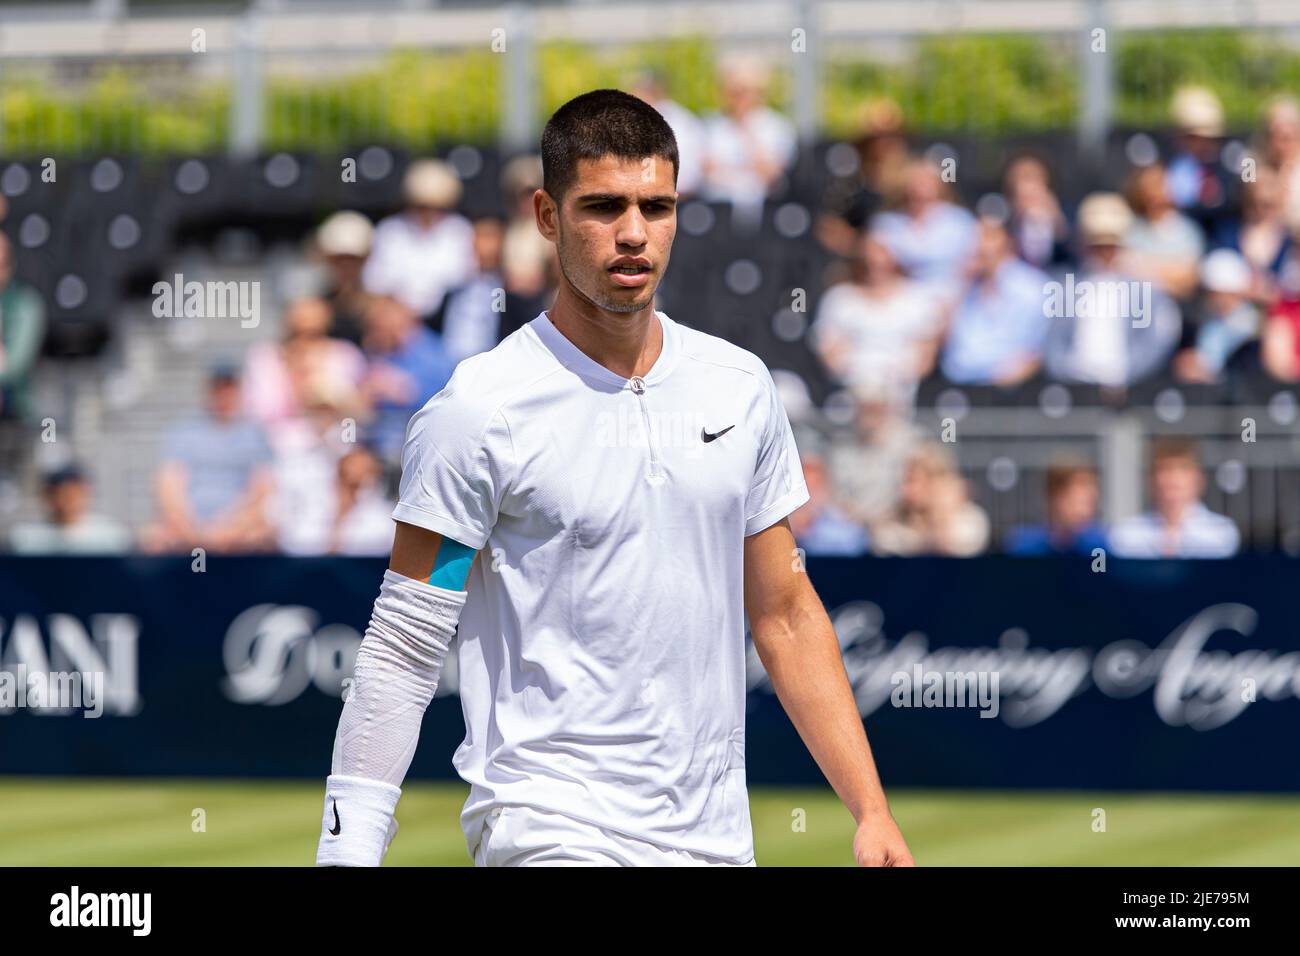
534 188 559 242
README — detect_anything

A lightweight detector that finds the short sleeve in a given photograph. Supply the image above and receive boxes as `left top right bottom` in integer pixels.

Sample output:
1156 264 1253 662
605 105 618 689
744 366 810 536
390 386 512 550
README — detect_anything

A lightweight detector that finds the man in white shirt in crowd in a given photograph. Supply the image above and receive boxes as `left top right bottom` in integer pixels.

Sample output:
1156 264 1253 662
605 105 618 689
316 88 912 868
700 55 797 223
362 159 476 321
1044 192 1182 388
1110 438 1240 558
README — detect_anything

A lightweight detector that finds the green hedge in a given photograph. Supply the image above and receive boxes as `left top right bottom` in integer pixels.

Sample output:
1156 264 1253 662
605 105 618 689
2 30 1298 156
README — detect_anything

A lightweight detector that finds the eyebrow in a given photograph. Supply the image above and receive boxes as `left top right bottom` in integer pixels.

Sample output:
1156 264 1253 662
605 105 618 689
574 193 677 205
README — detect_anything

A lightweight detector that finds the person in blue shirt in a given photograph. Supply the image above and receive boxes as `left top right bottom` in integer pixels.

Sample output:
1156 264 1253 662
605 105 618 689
789 454 870 557
1006 458 1108 556
360 295 456 463
940 217 1052 386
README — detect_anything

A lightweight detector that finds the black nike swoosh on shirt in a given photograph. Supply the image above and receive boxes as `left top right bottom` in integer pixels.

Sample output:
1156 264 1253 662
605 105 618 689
701 425 735 443
329 799 341 836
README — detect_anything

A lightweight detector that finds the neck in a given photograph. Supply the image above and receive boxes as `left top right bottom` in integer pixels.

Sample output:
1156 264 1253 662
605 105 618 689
546 280 662 379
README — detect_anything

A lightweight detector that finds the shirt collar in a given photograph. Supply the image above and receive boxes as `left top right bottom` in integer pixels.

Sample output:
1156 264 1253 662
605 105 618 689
531 309 679 389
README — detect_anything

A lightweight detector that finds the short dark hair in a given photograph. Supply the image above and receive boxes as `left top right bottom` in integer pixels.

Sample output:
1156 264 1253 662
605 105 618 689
1045 457 1097 498
1151 437 1201 467
540 89 678 202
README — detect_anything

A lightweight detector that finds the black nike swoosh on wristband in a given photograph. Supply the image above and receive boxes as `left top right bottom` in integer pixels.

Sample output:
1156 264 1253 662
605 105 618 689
329 799 341 836
701 425 735 443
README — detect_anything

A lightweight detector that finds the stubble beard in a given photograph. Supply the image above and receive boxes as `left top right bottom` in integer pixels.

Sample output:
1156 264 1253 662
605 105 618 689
557 234 660 315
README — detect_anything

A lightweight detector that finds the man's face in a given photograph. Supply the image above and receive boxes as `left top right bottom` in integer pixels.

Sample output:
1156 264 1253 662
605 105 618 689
1153 456 1203 514
208 380 241 420
48 479 89 525
1051 474 1099 531
536 154 676 315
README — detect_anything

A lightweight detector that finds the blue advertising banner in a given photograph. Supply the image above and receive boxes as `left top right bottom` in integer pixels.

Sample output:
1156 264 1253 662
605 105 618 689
0 556 1297 790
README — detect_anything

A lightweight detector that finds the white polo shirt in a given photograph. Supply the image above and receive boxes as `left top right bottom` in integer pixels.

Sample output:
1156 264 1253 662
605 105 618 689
392 310 809 863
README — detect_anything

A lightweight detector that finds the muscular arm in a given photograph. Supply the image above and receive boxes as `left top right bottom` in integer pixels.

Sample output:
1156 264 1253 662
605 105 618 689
743 518 914 866
389 521 476 588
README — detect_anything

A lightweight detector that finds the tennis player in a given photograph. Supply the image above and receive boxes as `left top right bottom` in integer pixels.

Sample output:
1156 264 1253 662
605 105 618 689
316 89 913 867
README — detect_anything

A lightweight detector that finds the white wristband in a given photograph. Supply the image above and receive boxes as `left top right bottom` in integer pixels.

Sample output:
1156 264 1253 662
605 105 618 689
316 774 402 867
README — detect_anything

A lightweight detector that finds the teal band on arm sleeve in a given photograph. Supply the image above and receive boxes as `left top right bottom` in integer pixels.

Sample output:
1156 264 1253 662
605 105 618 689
428 539 477 590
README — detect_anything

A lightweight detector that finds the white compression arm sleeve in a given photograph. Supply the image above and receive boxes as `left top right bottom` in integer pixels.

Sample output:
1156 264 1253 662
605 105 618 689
316 568 467 867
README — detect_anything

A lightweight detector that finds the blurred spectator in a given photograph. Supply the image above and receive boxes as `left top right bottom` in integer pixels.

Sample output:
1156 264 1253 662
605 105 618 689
430 215 549 365
361 295 455 462
1211 168 1292 297
0 232 47 423
826 386 921 529
817 98 909 258
315 210 375 345
701 55 797 219
810 226 941 401
1123 163 1203 300
872 157 978 302
1173 250 1260 383
630 69 704 197
789 453 869 557
1110 439 1239 558
1005 459 1107 556
327 446 397 556
1259 96 1300 235
142 365 276 554
8 464 131 554
1044 193 1182 387
269 394 352 556
939 216 1051 386
1002 153 1071 271
872 442 989 557
269 401 395 557
363 159 475 319
498 154 557 307
1262 295 1300 381
242 297 367 448
1166 85 1236 235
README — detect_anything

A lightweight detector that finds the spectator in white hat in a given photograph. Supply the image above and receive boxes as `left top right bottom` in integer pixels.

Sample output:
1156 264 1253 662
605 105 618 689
1165 85 1236 234
1173 249 1260 383
1043 193 1182 387
316 210 375 345
362 159 475 320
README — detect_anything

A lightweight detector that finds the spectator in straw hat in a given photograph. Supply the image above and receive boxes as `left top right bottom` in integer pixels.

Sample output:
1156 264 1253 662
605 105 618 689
363 158 475 320
1043 192 1182 387
1166 85 1236 235
315 210 375 346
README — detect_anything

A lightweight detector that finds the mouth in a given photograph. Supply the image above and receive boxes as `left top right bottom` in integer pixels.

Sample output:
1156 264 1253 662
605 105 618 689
608 261 652 288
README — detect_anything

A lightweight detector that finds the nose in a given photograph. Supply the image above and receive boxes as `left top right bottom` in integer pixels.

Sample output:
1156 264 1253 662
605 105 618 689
616 206 648 248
